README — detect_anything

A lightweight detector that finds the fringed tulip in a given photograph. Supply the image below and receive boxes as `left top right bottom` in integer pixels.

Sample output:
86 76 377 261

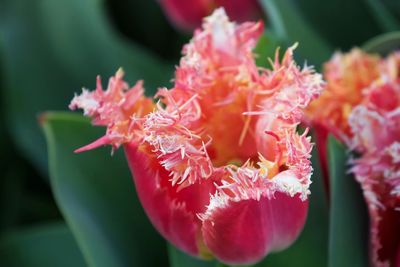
305 49 380 184
306 49 381 143
158 0 261 32
349 73 400 267
69 9 323 265
307 48 400 267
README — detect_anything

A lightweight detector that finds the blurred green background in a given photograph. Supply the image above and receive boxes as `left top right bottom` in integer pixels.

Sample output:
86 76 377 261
0 0 398 266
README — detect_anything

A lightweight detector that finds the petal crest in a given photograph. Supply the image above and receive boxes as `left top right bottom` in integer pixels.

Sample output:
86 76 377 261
201 192 308 265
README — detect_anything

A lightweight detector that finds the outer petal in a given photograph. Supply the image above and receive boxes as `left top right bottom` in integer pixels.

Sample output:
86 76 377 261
396 245 400 267
201 192 308 265
364 183 400 267
124 142 215 257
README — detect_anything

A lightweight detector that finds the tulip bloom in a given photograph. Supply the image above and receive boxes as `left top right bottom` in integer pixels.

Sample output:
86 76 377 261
349 73 400 267
305 49 381 183
70 9 323 265
158 0 261 32
307 49 400 267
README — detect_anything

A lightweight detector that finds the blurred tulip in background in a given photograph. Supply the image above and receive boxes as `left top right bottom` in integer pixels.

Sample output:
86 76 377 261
307 49 400 267
158 0 262 31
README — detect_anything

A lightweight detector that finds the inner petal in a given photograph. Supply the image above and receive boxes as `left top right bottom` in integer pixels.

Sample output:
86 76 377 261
196 77 260 167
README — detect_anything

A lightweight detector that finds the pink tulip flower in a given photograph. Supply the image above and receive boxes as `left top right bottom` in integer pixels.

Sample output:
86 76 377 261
305 49 381 187
306 48 400 267
69 9 323 265
349 70 400 267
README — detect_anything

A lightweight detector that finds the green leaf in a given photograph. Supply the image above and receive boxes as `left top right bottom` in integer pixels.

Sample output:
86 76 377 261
0 0 172 174
258 0 332 67
41 112 168 267
365 0 400 32
0 222 86 267
363 31 400 55
168 244 217 267
381 0 400 21
0 170 23 232
290 0 382 50
327 136 368 267
254 134 328 267
254 31 281 68
0 157 61 232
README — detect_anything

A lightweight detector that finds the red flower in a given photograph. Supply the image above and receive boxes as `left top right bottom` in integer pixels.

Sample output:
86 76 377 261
70 9 323 265
305 49 380 184
158 0 261 32
306 48 400 267
349 72 400 267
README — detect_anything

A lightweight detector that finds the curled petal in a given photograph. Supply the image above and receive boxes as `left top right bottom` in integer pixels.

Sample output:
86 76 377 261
201 192 308 265
124 142 216 257
69 69 154 150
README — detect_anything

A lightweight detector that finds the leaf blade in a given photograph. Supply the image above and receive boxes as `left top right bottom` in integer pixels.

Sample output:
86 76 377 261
363 31 400 55
42 112 168 267
327 136 368 267
258 0 332 67
365 0 400 32
0 222 86 267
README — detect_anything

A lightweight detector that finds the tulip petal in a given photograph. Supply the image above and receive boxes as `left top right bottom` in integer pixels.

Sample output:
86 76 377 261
124 142 215 257
201 192 308 265
366 183 400 267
